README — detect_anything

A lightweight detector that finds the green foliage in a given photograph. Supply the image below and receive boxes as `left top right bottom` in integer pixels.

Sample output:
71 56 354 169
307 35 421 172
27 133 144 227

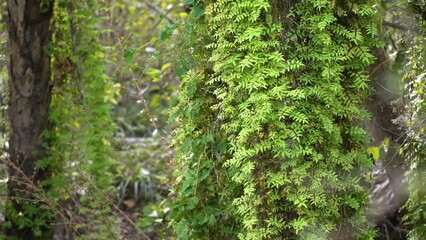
401 1 426 238
41 0 120 238
48 0 116 190
171 0 381 239
3 201 53 239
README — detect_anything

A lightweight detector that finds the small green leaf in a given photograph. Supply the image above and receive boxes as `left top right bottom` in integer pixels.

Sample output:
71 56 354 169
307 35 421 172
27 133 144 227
124 48 137 65
367 146 380 161
175 67 187 77
161 63 172 72
160 26 172 41
192 6 204 18
40 2 50 13
186 81 196 97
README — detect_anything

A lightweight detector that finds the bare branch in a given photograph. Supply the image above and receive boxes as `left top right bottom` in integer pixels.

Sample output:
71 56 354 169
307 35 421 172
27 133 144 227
383 21 408 31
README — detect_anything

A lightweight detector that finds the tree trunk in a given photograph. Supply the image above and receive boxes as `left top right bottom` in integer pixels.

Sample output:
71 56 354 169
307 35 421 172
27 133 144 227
366 48 407 239
6 0 54 238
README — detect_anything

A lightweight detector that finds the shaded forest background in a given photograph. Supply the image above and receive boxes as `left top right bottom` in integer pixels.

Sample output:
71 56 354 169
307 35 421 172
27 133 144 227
0 0 425 239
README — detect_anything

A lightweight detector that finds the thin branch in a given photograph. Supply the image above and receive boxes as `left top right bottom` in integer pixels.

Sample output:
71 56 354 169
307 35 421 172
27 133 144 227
87 177 152 240
383 21 408 31
143 1 175 25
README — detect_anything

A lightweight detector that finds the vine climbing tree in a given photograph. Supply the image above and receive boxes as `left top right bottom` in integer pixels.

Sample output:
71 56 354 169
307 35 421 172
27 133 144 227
171 0 382 239
47 0 119 238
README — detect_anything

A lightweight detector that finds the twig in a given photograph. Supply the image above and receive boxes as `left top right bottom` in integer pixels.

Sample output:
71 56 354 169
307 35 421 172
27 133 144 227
87 176 152 240
143 1 175 25
383 21 408 31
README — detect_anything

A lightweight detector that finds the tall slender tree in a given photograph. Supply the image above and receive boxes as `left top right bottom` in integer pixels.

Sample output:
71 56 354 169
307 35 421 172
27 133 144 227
5 0 54 238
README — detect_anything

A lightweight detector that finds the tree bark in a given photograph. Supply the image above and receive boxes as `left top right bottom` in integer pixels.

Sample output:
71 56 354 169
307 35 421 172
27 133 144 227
6 0 54 238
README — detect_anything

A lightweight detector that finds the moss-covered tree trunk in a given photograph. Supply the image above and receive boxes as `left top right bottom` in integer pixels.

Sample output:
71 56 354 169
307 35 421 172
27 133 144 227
5 0 54 238
171 0 381 239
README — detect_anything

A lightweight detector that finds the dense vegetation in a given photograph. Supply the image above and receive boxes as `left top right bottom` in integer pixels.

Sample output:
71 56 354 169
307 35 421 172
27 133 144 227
0 0 425 239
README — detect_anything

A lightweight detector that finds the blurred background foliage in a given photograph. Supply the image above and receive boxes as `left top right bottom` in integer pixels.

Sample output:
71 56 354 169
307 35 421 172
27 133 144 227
103 0 187 238
105 0 185 138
